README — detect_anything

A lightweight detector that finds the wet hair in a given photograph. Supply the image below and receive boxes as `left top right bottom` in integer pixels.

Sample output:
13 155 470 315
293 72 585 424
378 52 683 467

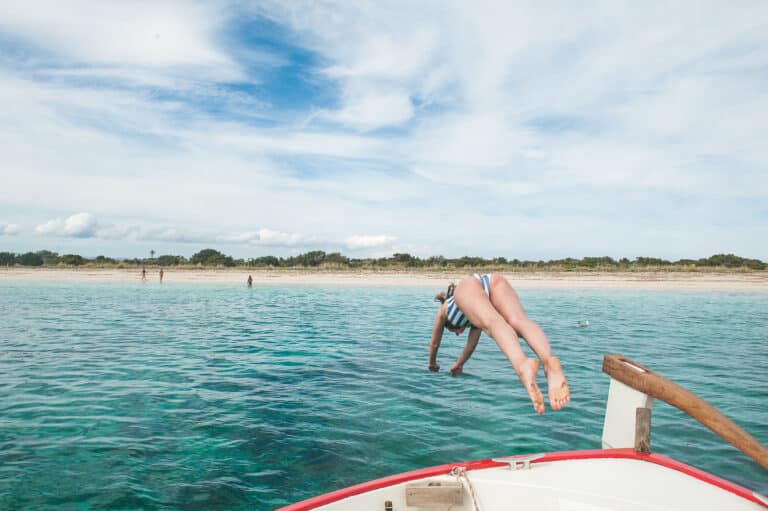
434 283 456 303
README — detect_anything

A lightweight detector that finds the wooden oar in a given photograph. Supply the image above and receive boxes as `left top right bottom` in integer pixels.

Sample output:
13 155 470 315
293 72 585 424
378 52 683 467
603 353 768 470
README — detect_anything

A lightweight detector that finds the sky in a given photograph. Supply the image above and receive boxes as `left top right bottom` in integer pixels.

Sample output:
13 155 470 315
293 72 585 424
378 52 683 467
1 1 767 261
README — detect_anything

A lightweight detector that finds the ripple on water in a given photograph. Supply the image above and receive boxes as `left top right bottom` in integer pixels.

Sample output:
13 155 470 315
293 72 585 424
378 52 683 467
0 282 766 510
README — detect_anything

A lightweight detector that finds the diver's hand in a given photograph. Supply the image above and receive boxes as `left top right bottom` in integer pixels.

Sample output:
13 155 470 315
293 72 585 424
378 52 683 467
450 364 463 377
428 363 440 372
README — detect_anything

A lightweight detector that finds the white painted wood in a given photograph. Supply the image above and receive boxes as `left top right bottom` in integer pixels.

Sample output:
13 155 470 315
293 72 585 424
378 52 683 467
311 459 764 511
602 378 654 449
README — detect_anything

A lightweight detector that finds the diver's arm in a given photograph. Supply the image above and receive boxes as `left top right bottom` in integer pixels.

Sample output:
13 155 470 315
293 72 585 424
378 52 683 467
450 327 481 376
428 306 446 371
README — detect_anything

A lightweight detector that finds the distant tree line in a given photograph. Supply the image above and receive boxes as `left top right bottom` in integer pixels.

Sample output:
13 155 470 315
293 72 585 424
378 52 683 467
0 249 765 271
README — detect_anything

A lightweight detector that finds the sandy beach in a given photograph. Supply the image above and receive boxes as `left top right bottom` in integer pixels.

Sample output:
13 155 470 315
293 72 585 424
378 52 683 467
1 267 767 290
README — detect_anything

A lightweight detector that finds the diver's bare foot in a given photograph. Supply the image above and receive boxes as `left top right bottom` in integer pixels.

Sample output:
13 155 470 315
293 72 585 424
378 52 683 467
518 358 545 415
544 357 570 411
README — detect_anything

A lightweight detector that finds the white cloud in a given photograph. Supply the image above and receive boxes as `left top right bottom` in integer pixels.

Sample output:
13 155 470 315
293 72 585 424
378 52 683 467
138 228 211 244
35 212 99 238
252 228 313 247
345 234 396 250
216 229 315 247
256 3 441 131
34 214 200 242
321 89 414 131
1 223 20 235
0 0 239 82
217 231 261 244
29 214 324 249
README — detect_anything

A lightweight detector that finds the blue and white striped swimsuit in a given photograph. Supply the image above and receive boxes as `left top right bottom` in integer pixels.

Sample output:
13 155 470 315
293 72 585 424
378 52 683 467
445 274 491 328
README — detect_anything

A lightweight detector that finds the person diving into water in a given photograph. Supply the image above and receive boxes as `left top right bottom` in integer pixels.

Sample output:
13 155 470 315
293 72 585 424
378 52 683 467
429 273 570 414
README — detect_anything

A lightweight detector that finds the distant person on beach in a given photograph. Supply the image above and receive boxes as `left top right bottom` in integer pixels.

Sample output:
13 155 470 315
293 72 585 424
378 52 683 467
247 275 253 287
429 273 570 414
141 266 147 281
159 268 164 283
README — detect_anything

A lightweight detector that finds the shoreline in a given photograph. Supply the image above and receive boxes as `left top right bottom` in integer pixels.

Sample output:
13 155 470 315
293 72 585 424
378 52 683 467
1 267 768 290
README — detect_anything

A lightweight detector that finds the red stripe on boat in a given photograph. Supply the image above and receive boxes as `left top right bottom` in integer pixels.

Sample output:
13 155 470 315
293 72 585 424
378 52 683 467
276 448 767 510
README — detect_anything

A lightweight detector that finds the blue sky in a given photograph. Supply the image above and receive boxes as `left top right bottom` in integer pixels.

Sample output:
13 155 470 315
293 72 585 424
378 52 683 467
1 1 767 260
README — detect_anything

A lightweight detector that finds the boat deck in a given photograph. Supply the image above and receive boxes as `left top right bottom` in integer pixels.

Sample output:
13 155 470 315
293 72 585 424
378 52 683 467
281 451 767 511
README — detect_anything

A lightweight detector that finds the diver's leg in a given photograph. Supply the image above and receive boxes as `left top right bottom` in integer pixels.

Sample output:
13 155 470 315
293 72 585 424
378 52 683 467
454 276 545 414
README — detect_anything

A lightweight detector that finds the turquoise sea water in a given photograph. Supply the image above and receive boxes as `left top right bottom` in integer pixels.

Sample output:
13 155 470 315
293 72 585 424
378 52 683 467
0 281 766 510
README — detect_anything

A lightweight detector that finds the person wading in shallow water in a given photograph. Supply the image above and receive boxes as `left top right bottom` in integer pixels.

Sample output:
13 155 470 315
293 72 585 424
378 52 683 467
429 273 570 415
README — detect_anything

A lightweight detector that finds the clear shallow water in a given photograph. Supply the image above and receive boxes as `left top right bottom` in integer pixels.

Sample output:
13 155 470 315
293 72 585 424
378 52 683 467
0 281 766 510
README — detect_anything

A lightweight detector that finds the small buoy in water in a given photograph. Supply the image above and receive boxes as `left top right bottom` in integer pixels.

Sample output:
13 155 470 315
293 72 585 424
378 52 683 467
577 320 590 328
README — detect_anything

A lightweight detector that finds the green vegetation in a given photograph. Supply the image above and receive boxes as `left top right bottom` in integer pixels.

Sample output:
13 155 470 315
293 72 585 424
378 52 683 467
189 248 235 267
0 249 765 271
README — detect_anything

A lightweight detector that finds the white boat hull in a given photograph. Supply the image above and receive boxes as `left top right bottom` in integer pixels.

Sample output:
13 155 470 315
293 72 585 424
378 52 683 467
278 450 767 511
